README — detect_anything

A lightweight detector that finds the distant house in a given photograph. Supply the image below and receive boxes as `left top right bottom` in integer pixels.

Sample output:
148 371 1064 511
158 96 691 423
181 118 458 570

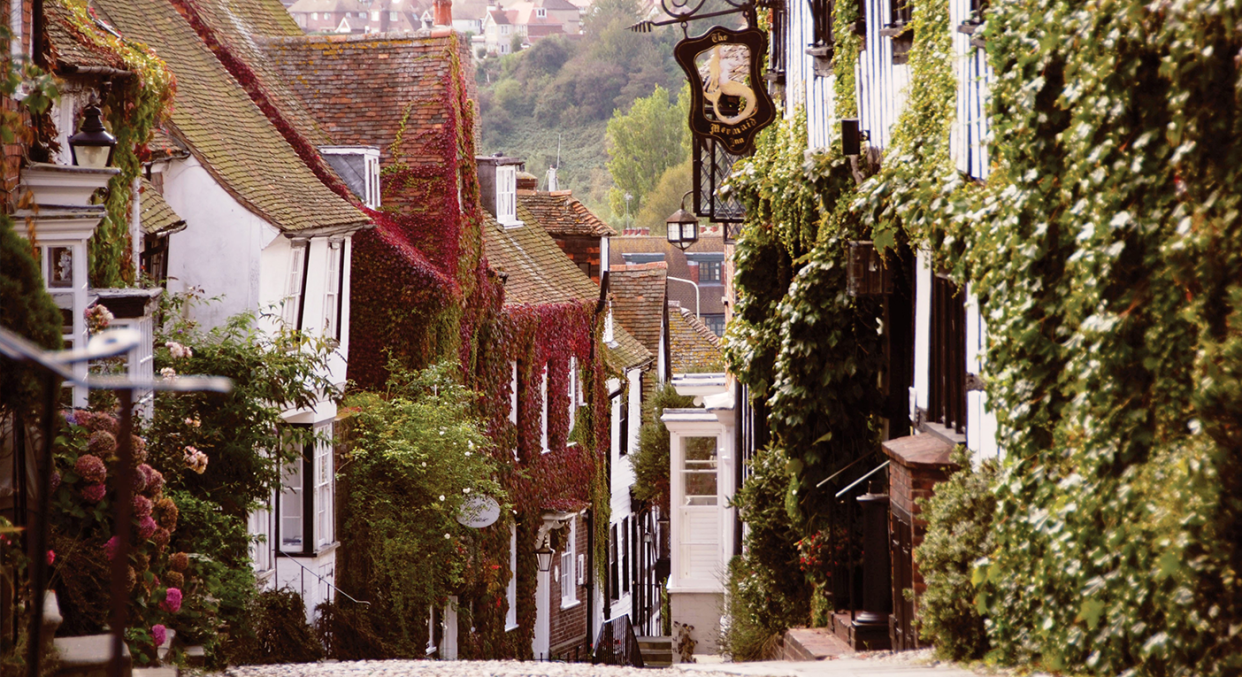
481 0 580 53
610 234 727 337
668 305 723 375
287 0 433 34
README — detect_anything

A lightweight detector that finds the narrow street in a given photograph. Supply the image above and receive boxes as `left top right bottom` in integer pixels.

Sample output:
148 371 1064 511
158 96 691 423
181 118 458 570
220 654 981 677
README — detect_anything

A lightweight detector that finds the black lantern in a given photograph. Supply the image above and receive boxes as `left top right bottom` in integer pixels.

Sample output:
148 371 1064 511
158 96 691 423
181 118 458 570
535 545 554 573
666 191 700 251
68 103 117 169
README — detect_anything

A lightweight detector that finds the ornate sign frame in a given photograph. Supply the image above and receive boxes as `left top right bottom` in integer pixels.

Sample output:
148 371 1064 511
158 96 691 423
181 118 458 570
674 25 777 156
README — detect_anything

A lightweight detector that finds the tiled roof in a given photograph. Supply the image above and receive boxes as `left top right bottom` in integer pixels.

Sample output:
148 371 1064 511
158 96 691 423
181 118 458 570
669 304 723 374
488 9 512 24
177 0 333 148
45 1 127 72
147 127 190 160
609 262 666 359
483 210 650 370
94 0 367 232
260 32 478 176
609 235 726 315
517 190 616 238
139 178 186 236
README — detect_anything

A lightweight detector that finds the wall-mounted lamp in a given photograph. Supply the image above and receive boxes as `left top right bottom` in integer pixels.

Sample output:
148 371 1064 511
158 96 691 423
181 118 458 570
534 545 554 573
68 101 117 169
841 118 871 157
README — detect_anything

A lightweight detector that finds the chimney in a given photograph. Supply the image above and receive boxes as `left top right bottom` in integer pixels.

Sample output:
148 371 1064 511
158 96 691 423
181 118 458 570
434 0 452 26
546 166 558 191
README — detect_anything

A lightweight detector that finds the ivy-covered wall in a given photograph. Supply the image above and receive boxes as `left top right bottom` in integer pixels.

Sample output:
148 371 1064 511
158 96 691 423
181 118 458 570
736 0 1242 672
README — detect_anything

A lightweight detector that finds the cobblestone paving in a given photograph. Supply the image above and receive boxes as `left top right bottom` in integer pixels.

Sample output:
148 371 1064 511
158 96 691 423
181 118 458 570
221 652 985 677
224 661 742 677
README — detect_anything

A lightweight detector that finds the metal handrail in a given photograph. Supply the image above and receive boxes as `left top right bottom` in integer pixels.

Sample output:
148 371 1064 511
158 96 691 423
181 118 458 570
274 550 370 606
834 460 890 498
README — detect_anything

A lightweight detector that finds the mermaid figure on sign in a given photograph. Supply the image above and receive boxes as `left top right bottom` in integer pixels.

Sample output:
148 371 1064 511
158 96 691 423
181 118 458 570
703 45 756 125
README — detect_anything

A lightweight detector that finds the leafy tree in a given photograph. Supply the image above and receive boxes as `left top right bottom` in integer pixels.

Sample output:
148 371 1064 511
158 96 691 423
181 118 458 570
142 290 336 517
635 159 694 234
629 383 692 513
336 361 506 656
606 84 690 217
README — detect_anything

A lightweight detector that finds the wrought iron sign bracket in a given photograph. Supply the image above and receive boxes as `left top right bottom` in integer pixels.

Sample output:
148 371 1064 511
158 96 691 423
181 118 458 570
628 0 761 34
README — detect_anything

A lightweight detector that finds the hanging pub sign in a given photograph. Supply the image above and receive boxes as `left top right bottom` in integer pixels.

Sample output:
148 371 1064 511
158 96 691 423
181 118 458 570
674 25 776 156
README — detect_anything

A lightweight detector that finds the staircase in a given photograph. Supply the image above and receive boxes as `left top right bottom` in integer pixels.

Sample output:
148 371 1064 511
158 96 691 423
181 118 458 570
636 636 674 667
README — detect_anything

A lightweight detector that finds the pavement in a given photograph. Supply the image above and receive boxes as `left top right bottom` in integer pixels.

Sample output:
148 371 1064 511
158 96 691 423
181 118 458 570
677 655 979 677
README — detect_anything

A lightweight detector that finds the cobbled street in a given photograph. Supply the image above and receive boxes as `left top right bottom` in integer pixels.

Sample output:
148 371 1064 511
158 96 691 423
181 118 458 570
221 652 983 677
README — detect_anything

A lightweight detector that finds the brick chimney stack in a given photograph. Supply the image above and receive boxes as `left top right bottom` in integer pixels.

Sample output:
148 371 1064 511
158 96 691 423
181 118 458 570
434 0 452 27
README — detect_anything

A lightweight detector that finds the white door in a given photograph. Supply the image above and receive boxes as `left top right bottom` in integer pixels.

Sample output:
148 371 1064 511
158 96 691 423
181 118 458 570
678 436 721 583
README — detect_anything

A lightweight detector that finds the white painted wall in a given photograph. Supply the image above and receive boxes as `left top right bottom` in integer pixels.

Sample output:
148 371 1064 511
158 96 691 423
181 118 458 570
162 156 275 329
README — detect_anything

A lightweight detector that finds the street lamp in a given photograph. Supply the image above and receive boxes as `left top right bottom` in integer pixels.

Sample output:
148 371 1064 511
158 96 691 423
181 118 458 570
666 191 699 251
67 102 117 169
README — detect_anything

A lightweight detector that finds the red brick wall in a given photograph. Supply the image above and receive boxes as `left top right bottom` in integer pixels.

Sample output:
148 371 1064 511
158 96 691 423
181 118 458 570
1 0 32 207
550 234 600 283
549 514 590 658
888 458 952 597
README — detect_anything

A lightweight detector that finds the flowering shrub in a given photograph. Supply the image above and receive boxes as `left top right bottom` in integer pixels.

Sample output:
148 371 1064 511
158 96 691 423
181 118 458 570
48 409 184 661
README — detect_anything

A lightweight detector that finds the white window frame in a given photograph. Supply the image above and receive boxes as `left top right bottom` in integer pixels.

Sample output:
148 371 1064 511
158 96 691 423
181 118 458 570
279 455 306 553
323 240 343 340
560 519 578 608
315 433 334 548
496 165 518 225
506 524 519 630
536 7 547 17
284 243 308 329
540 364 549 453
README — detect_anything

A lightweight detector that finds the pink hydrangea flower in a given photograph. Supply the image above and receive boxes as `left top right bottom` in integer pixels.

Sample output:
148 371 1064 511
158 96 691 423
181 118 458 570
139 465 165 496
132 495 152 518
103 536 118 561
160 587 182 613
50 470 61 493
81 483 106 503
152 624 167 647
138 515 158 540
75 454 107 484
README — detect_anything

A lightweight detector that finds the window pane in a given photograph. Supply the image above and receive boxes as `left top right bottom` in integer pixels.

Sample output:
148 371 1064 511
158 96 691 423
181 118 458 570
683 437 717 503
281 460 304 551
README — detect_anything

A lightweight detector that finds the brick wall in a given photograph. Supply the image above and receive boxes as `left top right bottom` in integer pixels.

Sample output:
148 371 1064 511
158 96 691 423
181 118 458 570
881 435 956 602
549 234 600 283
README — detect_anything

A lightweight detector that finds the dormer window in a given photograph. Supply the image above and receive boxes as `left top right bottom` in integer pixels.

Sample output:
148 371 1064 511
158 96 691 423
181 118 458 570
497 165 518 225
320 146 381 209
536 7 547 18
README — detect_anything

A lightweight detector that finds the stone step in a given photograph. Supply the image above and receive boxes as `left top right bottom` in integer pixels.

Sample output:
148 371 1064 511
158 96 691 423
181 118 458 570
53 634 131 677
636 636 674 668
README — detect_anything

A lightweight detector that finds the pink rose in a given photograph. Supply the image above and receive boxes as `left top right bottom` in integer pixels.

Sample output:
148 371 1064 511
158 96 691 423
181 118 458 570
46 550 55 565
160 587 182 613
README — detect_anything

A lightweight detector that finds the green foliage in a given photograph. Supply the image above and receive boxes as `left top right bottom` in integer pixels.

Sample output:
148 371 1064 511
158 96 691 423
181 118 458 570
143 291 336 516
605 84 691 217
315 600 393 660
913 448 995 661
336 361 505 656
228 590 324 665
0 215 63 418
634 159 693 234
629 382 692 513
722 445 809 660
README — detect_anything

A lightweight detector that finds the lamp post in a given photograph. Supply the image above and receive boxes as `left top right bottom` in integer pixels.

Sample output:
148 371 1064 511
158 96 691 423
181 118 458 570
67 101 117 169
666 191 699 251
